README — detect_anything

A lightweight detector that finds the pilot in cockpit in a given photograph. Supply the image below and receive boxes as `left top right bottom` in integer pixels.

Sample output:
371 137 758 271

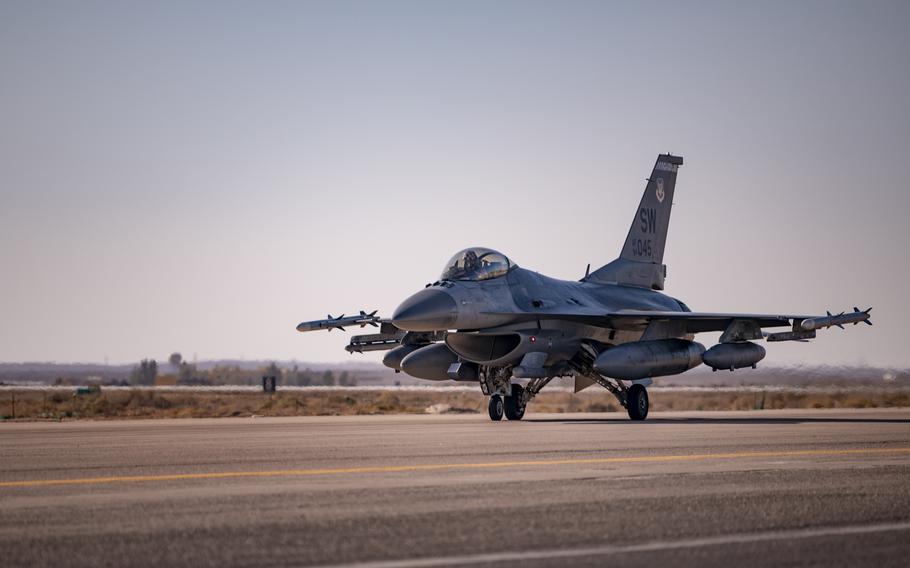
463 250 479 273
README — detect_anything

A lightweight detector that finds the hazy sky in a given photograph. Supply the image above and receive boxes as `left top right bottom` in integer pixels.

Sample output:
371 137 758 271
1 1 908 367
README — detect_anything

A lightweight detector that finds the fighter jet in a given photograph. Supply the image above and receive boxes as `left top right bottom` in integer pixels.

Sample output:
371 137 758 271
297 154 871 421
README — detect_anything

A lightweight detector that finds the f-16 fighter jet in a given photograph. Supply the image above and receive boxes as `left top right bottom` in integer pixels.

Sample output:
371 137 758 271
297 154 871 421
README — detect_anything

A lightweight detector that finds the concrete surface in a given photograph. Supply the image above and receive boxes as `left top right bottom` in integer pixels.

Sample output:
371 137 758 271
2 408 910 567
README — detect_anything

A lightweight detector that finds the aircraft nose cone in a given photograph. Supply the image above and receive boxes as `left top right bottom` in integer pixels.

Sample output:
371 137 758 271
392 289 458 331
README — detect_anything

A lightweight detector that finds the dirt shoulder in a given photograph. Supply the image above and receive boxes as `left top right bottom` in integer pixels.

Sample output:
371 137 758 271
1 387 908 421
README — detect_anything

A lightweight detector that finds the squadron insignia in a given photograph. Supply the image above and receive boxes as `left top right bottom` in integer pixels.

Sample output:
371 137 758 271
655 178 665 203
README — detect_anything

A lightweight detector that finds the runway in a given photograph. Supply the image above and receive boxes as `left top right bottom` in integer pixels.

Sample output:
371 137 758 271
2 409 910 567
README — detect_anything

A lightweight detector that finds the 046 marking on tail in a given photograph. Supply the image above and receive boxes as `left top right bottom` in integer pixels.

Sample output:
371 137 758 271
296 154 871 421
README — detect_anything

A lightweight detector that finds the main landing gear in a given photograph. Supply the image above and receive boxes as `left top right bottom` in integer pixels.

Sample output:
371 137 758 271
504 384 525 421
626 383 649 421
486 376 649 421
573 371 651 421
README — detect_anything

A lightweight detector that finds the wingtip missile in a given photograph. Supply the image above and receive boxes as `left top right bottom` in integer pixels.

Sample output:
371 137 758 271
800 307 872 331
296 310 383 333
824 311 846 329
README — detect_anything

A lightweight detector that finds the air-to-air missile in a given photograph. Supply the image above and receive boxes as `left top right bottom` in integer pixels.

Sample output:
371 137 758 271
800 307 873 331
296 310 381 333
766 307 872 342
296 314 421 355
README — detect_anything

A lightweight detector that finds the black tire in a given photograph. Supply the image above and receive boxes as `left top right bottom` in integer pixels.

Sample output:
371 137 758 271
504 384 526 421
488 395 504 421
626 384 649 421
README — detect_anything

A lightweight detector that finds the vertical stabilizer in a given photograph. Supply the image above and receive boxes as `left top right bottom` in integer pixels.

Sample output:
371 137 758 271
586 154 683 290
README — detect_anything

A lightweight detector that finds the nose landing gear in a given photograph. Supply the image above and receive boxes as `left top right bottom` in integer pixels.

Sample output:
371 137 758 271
480 367 551 422
486 384 528 421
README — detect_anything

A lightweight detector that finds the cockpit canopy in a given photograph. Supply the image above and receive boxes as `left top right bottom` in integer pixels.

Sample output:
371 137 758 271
440 248 513 281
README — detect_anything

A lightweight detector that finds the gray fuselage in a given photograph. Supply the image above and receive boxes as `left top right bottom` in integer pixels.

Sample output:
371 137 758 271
393 265 688 344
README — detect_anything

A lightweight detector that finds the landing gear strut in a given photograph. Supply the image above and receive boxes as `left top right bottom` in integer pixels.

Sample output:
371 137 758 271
488 395 504 421
573 369 651 421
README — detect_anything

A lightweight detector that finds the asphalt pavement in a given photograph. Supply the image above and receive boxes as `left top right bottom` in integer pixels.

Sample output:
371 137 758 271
2 408 910 567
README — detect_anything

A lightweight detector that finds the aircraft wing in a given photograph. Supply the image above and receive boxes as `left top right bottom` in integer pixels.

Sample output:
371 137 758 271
490 307 872 340
606 308 870 333
596 310 798 333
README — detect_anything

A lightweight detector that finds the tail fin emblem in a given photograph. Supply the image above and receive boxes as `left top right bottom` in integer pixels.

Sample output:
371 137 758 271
655 178 665 203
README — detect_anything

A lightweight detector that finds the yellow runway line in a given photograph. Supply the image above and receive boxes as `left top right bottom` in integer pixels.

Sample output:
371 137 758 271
2 447 909 489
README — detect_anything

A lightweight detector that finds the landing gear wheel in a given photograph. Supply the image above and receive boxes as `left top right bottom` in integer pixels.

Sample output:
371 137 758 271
504 384 526 421
488 395 504 421
626 384 649 421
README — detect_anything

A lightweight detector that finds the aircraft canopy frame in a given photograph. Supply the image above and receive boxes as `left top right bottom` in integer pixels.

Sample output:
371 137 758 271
440 248 513 282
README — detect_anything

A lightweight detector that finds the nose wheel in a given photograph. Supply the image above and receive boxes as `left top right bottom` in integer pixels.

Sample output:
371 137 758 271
488 395 504 421
487 386 526 421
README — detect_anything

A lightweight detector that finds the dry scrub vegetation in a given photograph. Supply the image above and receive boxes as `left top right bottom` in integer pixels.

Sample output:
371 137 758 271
1 388 908 420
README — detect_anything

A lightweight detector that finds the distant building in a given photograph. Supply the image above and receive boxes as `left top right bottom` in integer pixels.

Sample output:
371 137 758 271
154 376 178 387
